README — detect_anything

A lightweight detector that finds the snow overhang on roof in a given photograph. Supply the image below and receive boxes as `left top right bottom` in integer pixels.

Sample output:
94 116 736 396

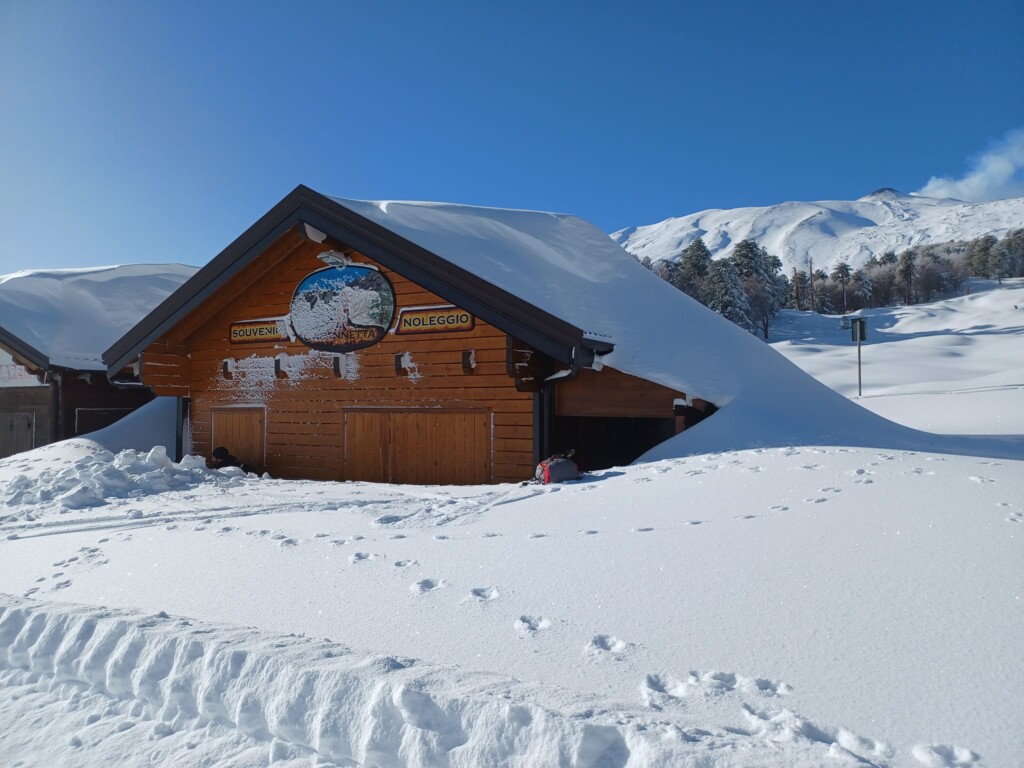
104 185 612 375
0 264 196 374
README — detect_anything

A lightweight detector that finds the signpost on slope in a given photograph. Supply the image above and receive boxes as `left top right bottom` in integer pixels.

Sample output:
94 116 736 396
851 318 867 397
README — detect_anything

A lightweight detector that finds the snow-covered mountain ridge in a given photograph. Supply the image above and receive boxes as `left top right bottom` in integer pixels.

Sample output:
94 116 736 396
612 190 1024 272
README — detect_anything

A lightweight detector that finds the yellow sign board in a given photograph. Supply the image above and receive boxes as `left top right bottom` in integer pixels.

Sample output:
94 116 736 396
394 306 474 335
230 319 290 343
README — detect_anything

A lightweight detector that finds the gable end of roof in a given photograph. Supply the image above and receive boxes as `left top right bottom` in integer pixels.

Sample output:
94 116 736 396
104 186 591 374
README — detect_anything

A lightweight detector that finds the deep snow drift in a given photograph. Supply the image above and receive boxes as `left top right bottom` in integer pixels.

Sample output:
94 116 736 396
0 282 1022 767
612 189 1024 273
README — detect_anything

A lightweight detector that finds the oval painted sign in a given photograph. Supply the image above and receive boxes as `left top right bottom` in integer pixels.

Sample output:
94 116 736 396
289 266 395 353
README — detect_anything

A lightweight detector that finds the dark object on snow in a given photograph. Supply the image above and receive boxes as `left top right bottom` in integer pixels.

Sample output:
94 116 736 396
210 446 254 474
535 450 580 484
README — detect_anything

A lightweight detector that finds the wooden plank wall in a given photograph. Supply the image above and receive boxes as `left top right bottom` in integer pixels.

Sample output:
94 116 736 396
140 228 534 482
556 367 685 419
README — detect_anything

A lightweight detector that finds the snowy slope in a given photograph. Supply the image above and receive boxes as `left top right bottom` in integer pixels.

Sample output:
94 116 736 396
612 190 1024 272
0 281 1022 767
770 278 1024 436
0 264 196 370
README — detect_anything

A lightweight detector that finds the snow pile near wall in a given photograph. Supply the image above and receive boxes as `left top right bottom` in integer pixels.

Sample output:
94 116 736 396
77 397 180 454
0 596 876 767
3 444 249 516
0 264 196 370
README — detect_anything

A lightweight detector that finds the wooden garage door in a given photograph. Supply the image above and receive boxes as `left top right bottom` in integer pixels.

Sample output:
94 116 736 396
211 408 265 472
344 410 491 485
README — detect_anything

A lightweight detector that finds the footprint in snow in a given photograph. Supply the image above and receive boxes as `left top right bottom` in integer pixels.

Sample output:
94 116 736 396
769 505 788 512
586 634 629 655
467 586 500 602
393 559 417 568
410 579 446 594
911 743 981 767
684 520 704 526
528 533 547 539
277 538 298 547
805 497 828 504
631 527 654 533
968 476 995 484
349 552 372 563
515 615 551 636
580 529 598 535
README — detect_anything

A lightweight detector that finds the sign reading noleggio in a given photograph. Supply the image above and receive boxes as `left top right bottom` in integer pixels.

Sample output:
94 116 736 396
394 305 474 335
230 319 290 343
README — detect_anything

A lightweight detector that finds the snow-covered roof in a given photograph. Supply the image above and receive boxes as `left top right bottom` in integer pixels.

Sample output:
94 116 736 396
0 264 197 371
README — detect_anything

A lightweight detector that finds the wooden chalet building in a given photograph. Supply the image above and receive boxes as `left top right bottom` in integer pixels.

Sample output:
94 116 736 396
104 186 715 483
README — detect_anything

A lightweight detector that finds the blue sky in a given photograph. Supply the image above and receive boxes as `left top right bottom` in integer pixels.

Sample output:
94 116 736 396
1 1 1022 272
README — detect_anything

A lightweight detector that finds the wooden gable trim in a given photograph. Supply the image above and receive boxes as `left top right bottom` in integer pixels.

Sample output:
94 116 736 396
0 326 49 375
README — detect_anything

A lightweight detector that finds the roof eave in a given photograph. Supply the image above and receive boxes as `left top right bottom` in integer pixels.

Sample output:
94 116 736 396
0 325 50 374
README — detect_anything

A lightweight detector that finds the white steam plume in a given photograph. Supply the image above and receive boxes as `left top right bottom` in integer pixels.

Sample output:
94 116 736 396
916 128 1024 202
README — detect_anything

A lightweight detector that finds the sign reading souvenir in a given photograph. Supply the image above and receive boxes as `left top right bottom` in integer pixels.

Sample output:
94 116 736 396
289 266 395 352
229 319 290 344
394 305 474 335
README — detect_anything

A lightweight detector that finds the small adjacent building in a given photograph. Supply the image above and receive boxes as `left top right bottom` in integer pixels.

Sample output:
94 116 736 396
0 265 196 458
104 186 716 483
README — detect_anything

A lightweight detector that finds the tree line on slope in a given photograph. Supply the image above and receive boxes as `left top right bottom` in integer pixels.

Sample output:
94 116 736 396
635 229 1024 337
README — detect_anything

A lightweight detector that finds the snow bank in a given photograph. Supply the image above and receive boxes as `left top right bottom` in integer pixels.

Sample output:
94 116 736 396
78 396 180 454
3 445 249 515
0 595 881 767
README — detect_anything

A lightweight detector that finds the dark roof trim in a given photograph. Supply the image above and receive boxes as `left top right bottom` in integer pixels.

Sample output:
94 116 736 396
0 324 49 373
105 185 595 374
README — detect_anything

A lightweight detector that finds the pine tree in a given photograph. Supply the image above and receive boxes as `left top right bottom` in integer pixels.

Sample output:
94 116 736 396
897 252 916 304
704 258 751 329
852 269 872 310
987 244 1009 283
830 261 852 314
677 237 713 303
789 270 810 310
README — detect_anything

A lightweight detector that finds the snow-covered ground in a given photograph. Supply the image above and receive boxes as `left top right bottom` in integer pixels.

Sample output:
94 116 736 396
1 282 1022 767
771 278 1024 436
